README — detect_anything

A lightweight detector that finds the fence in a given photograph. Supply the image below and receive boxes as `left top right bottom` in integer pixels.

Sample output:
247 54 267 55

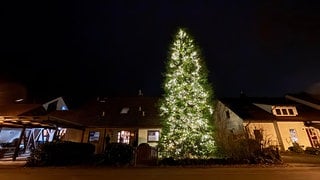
135 143 158 166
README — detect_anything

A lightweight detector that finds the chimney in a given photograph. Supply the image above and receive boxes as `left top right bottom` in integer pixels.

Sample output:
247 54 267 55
240 90 247 98
138 89 143 96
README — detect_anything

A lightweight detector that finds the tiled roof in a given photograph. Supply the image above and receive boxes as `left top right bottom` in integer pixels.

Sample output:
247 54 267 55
286 92 320 109
49 96 161 128
219 97 320 122
0 104 45 116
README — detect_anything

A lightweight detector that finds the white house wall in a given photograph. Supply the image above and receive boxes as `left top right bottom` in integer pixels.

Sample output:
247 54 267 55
83 128 107 154
138 128 161 147
61 128 83 143
216 101 244 133
277 122 311 150
227 111 244 132
243 122 279 148
63 127 162 154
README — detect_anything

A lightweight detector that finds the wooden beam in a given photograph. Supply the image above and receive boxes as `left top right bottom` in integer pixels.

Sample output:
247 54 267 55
13 127 26 161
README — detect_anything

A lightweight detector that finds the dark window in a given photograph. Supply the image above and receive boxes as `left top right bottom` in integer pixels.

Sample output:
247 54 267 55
225 110 230 118
254 130 263 142
282 109 288 115
288 109 294 115
275 109 281 115
47 101 58 112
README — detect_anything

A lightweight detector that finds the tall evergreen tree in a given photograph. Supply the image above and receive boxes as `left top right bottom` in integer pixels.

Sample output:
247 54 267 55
158 28 216 159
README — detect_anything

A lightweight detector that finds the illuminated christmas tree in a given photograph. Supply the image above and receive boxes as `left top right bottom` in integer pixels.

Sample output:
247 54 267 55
158 28 216 159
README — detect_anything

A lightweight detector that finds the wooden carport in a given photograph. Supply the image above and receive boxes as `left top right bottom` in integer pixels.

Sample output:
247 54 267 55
0 115 84 161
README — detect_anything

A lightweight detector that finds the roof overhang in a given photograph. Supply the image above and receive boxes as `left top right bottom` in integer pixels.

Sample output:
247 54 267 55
48 116 85 130
0 116 85 129
305 121 320 129
0 116 54 128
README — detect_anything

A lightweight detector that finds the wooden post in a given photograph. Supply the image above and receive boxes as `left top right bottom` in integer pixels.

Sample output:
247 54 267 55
53 127 60 142
13 127 26 161
103 128 109 152
273 121 285 151
81 129 85 143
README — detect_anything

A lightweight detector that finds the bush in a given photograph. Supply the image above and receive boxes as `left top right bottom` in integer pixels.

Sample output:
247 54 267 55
26 141 95 166
213 130 282 164
305 147 320 155
158 147 282 166
288 142 304 153
103 143 134 166
158 157 253 166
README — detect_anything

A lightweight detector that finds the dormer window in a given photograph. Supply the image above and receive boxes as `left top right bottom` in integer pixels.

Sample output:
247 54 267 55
272 106 298 116
120 107 130 114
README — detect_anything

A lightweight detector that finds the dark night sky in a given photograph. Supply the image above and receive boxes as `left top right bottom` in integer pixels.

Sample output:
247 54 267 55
1 0 320 101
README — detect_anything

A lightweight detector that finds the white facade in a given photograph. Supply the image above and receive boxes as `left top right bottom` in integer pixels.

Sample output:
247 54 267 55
244 122 279 147
138 128 161 147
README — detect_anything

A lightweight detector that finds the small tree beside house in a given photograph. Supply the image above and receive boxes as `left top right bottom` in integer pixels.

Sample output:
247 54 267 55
158 28 216 160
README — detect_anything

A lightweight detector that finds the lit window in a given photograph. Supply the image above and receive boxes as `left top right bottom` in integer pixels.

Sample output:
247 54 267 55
41 129 50 142
57 128 67 139
117 130 130 144
289 129 298 143
89 131 100 143
147 130 160 142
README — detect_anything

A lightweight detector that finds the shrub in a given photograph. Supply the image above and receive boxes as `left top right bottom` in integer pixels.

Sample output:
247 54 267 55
288 142 304 153
213 113 282 165
103 143 134 166
26 141 95 166
158 146 282 166
158 157 250 166
305 147 320 155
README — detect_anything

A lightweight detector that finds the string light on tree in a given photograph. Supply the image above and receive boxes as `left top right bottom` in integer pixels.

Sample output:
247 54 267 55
158 28 216 159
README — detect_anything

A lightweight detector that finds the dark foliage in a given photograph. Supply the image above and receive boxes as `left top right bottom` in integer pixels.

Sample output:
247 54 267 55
288 142 304 153
304 147 320 155
158 152 281 166
26 141 95 166
158 157 236 166
158 142 282 166
134 143 158 166
102 143 134 166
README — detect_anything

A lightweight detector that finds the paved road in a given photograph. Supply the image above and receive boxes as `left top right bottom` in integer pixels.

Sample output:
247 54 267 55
1 165 320 180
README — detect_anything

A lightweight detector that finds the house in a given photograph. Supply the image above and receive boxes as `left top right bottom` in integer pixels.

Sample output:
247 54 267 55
216 96 320 151
6 92 320 159
49 96 161 154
